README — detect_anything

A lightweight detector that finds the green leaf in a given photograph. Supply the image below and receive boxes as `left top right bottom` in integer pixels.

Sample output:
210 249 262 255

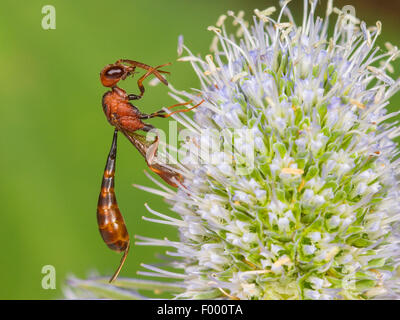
346 226 364 235
305 166 319 180
276 188 286 202
333 190 346 203
330 71 338 85
367 258 386 268
274 142 287 158
312 65 320 77
296 158 307 170
323 181 338 191
346 234 374 248
326 276 343 289
356 279 376 291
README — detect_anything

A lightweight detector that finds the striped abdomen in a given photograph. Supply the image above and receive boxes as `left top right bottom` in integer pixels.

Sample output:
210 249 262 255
97 129 129 253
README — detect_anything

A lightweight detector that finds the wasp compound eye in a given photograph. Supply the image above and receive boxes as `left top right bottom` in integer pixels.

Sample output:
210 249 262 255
105 67 124 79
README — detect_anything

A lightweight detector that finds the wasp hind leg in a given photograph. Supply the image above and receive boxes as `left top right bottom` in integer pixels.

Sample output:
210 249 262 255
141 123 156 132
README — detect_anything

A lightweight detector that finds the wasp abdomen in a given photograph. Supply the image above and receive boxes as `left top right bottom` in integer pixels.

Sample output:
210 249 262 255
96 130 129 253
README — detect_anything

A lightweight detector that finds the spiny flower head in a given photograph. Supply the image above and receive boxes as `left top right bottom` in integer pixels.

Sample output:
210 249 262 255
68 0 400 300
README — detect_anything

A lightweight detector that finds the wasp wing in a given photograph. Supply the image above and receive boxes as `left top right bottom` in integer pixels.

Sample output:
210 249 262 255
121 130 182 188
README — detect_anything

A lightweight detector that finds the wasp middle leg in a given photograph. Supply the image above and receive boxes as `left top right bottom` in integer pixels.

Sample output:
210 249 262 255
139 100 205 119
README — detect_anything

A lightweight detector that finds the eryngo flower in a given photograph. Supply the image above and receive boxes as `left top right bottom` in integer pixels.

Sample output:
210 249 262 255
68 0 400 299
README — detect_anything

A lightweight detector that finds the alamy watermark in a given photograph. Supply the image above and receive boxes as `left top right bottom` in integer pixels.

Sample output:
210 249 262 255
41 5 56 30
144 124 258 176
41 265 56 289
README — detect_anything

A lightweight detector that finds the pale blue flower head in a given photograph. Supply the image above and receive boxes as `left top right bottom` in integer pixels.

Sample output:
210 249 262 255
68 0 400 300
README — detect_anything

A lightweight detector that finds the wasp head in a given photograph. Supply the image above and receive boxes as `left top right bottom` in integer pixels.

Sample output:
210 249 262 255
100 62 134 88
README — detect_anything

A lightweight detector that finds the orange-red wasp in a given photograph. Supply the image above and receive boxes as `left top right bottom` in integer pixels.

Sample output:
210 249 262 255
97 59 202 282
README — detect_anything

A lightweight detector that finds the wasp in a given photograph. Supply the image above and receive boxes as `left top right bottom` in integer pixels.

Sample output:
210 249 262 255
97 59 202 282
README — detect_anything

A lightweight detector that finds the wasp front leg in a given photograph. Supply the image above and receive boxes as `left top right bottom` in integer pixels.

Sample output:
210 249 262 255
135 63 171 97
116 59 171 97
128 94 142 101
116 59 170 81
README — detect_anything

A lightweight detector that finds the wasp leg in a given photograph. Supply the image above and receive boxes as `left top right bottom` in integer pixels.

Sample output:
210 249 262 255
139 101 192 119
116 59 170 92
140 100 204 119
160 100 204 118
139 112 164 120
136 63 171 97
128 94 142 101
141 123 156 132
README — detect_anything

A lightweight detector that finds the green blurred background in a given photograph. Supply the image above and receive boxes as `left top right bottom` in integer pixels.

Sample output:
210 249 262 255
0 0 398 299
